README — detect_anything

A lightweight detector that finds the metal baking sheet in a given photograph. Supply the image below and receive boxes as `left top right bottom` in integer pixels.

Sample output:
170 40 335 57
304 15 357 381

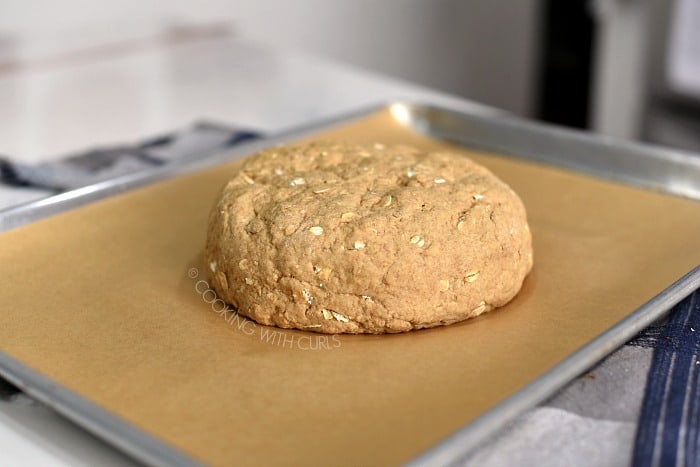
1 102 699 466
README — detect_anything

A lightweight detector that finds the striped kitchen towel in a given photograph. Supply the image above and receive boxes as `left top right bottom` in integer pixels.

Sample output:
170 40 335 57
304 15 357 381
633 291 700 467
0 122 259 210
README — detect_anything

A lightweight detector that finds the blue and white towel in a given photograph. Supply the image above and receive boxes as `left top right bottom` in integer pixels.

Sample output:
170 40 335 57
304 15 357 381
633 292 700 467
0 122 258 210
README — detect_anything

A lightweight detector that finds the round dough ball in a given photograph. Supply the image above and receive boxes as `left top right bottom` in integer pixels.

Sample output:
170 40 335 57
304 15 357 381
206 142 533 334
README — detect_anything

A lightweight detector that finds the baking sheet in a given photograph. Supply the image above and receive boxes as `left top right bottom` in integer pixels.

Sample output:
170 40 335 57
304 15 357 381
1 107 700 466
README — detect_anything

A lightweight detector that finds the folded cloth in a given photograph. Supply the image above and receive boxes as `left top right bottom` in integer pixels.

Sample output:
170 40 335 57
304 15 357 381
633 291 700 467
0 122 259 210
0 379 19 402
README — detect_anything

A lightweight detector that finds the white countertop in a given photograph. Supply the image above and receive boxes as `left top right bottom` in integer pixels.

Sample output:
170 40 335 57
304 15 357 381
0 34 494 466
0 34 493 163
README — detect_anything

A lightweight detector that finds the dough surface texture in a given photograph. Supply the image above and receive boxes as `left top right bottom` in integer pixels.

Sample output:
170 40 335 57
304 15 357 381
206 142 533 334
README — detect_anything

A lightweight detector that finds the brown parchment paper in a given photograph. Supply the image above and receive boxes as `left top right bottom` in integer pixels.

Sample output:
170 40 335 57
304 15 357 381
1 110 700 466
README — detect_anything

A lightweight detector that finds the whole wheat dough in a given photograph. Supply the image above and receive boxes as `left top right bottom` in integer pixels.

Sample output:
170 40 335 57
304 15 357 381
206 142 533 334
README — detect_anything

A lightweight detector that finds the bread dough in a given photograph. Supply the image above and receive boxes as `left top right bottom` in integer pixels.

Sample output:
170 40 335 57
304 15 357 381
206 142 533 334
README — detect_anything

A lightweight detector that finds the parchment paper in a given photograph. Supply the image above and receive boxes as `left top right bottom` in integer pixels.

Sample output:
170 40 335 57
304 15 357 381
1 110 700 466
